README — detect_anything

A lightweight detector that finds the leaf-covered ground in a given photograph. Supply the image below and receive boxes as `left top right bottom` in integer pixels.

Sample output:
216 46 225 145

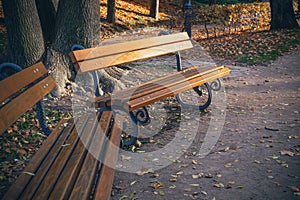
197 29 300 65
0 0 300 198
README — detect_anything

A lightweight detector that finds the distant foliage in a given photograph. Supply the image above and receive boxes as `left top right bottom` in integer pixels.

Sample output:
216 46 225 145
193 2 270 38
194 0 240 5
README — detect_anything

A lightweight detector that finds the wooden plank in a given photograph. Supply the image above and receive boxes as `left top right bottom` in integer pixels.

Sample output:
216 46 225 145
69 111 113 200
0 76 56 134
0 62 48 103
69 32 190 64
47 114 99 200
74 40 193 73
19 115 88 200
2 118 73 200
128 67 231 110
94 114 123 200
114 66 224 102
94 66 224 109
93 66 200 108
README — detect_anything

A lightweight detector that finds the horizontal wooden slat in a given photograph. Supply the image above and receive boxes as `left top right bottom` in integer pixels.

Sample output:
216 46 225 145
115 66 225 101
69 32 192 73
0 62 48 103
94 66 225 109
0 76 56 134
69 32 190 63
128 67 231 110
93 66 200 107
77 41 192 73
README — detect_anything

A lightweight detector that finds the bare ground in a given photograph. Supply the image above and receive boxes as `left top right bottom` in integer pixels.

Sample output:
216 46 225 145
109 48 300 200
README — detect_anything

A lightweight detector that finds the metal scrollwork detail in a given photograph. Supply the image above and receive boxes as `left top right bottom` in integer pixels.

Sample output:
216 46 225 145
175 83 212 111
210 78 222 91
121 106 150 147
133 106 150 125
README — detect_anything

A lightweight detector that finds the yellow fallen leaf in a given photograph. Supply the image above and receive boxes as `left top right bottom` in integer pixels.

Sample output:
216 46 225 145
23 171 35 176
280 150 294 157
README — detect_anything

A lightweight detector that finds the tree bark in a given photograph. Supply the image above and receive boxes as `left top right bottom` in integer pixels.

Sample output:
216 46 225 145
209 0 217 6
35 0 58 43
46 0 102 95
3 0 125 96
150 0 159 20
270 0 299 30
107 0 116 24
2 0 45 67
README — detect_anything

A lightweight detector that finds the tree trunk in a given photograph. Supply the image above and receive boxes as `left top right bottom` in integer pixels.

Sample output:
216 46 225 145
3 0 125 96
107 0 116 24
2 0 45 67
209 0 217 6
35 0 58 43
150 0 159 20
46 0 103 95
270 0 299 30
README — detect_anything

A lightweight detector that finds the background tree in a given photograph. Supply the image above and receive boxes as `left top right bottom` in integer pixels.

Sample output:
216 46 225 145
107 0 116 24
209 0 217 5
2 0 45 67
150 0 159 20
270 0 299 30
2 0 123 96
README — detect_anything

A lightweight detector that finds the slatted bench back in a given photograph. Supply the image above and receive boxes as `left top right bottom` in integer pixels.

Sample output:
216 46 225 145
0 62 56 134
69 32 193 73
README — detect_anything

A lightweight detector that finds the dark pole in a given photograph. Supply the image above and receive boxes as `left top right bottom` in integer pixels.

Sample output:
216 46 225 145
184 0 192 38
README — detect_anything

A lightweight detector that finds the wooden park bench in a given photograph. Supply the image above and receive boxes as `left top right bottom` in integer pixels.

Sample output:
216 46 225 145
0 62 123 200
69 32 231 146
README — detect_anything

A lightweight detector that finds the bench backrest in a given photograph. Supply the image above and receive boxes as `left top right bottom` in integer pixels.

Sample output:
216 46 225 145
0 62 56 134
69 32 193 73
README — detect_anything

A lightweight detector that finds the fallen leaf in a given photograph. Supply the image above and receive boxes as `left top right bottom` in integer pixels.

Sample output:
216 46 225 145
130 180 137 186
158 190 165 196
136 168 154 176
289 186 300 192
169 185 176 189
120 155 132 161
280 150 294 157
150 181 164 189
213 183 224 188
119 195 128 200
23 171 35 176
224 163 232 168
192 160 198 164
192 174 200 179
169 178 177 182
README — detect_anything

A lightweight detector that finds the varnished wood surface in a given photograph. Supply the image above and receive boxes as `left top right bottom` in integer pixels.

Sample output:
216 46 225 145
69 32 192 73
0 76 56 134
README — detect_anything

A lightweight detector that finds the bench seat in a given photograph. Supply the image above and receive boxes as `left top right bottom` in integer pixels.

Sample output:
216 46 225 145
94 65 230 111
1 62 123 200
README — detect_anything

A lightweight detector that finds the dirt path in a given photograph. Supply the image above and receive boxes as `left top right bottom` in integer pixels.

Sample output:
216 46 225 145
110 50 300 200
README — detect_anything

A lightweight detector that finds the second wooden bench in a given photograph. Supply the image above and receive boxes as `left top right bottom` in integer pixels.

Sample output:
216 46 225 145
69 32 231 146
0 62 123 200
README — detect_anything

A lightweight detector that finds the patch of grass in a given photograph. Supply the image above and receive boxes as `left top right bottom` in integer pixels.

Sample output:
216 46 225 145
200 29 300 65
